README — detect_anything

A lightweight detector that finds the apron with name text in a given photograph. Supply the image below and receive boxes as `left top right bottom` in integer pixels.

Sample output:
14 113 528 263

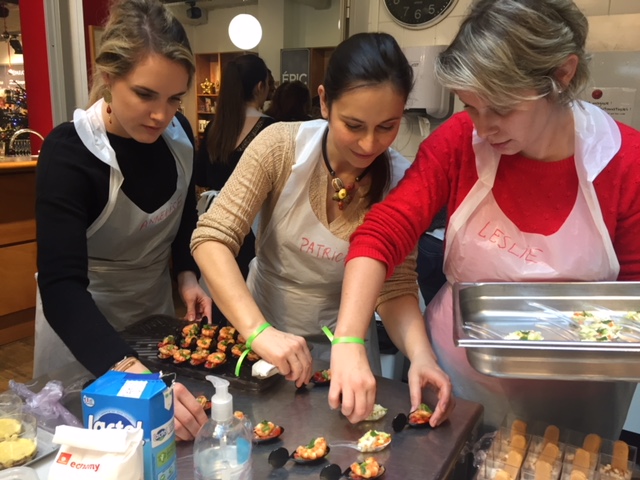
33 99 193 377
426 102 635 438
247 120 406 370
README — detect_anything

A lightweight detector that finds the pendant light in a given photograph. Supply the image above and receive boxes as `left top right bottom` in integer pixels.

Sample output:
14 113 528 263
228 14 262 50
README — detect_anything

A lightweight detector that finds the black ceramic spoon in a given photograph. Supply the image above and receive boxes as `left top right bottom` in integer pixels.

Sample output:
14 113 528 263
268 446 331 468
268 447 290 469
391 411 432 433
319 463 387 480
253 424 284 444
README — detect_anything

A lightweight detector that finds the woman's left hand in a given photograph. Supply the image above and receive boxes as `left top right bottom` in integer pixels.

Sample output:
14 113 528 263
406 353 454 427
177 271 212 322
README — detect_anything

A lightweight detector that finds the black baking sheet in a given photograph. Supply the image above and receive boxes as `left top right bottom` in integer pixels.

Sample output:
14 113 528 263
121 315 281 392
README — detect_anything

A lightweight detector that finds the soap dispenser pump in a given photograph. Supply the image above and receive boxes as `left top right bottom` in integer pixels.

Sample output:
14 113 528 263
193 375 252 480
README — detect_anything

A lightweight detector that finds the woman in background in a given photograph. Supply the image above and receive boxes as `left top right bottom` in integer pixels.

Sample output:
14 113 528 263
192 33 453 425
329 0 640 438
264 80 312 122
35 0 210 440
194 54 275 282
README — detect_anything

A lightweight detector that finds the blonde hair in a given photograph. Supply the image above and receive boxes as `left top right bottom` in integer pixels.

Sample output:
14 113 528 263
435 0 590 110
88 0 195 105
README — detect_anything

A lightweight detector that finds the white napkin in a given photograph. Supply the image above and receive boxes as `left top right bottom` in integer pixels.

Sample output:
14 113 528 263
251 360 279 378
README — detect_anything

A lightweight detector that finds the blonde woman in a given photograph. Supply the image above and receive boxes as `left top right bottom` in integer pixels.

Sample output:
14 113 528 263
35 0 210 440
330 0 640 438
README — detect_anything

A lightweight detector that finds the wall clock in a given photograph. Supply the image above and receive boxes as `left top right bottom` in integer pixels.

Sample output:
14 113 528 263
383 0 459 30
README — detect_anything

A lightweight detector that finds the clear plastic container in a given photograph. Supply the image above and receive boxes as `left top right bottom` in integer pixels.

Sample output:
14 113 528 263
600 441 637 466
0 393 22 418
597 453 634 480
0 466 39 480
559 462 597 480
0 413 37 470
476 428 529 480
478 451 526 480
563 445 598 472
521 436 565 480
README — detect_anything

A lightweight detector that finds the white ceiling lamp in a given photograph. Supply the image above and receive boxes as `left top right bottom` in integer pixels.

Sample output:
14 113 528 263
228 14 262 50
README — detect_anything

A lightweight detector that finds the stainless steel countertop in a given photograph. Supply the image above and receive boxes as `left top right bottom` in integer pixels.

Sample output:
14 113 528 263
24 361 484 479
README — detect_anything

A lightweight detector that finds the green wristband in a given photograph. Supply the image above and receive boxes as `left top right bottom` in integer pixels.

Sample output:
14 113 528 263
235 322 272 377
246 322 272 349
321 325 334 342
331 336 365 346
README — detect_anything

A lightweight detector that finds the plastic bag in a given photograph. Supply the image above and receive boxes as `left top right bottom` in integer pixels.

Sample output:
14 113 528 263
8 379 82 431
472 430 498 468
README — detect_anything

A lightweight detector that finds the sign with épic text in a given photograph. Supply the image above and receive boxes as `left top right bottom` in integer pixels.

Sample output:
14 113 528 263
280 48 310 85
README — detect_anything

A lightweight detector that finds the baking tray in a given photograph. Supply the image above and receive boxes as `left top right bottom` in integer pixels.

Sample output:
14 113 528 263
452 282 640 381
121 315 282 392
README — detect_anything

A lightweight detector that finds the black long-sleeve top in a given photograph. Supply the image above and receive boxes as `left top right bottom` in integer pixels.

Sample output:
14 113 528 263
35 113 199 376
194 115 276 189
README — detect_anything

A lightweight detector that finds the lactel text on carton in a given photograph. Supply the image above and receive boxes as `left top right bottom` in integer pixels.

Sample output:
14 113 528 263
82 371 177 480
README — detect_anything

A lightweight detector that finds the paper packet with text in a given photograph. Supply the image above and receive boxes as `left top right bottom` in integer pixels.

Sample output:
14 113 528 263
48 425 143 480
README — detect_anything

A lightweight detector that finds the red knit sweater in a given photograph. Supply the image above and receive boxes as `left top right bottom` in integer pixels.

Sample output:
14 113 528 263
347 111 640 281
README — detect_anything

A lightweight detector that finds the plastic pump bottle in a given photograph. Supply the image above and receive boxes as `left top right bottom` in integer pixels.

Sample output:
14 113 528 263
193 375 252 480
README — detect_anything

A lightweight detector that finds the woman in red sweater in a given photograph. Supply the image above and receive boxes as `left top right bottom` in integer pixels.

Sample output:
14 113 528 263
329 0 640 438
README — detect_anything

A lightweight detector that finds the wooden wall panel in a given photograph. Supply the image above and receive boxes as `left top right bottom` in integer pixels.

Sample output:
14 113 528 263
0 242 37 317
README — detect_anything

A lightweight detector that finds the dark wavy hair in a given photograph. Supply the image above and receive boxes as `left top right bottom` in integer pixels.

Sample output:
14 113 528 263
323 32 413 207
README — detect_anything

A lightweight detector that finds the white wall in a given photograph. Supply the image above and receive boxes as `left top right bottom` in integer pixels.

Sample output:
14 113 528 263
354 0 640 52
283 0 342 48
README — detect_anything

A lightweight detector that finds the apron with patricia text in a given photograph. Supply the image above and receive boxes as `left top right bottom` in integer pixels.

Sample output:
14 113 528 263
246 120 406 371
426 102 635 438
33 99 192 377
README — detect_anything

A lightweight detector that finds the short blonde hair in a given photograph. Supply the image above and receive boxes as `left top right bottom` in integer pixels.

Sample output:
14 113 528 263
435 0 590 110
88 0 195 105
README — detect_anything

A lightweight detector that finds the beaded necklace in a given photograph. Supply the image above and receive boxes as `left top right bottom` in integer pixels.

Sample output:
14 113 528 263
321 128 372 210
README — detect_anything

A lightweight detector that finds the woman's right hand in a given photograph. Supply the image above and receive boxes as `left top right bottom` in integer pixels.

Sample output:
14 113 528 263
251 327 313 387
328 343 376 423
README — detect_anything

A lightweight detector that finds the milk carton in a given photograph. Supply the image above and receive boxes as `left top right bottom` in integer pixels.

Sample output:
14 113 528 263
81 371 177 480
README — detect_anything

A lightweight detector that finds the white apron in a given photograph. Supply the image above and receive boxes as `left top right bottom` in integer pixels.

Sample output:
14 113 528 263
246 120 408 371
34 100 193 377
426 102 635 438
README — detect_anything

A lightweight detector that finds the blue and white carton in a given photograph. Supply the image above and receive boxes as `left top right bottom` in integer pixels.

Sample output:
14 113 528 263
81 370 177 480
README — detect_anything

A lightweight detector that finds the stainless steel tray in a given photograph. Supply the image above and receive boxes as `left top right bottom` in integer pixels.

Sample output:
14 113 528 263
452 282 640 381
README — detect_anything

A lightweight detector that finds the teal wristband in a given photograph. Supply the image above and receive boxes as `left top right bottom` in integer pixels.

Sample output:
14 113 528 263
331 336 365 346
235 322 272 377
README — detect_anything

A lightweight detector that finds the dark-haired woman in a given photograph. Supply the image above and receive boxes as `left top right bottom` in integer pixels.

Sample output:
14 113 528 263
194 53 275 320
191 33 452 421
264 80 312 122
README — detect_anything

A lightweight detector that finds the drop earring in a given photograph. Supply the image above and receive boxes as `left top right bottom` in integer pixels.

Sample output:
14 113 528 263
103 89 113 125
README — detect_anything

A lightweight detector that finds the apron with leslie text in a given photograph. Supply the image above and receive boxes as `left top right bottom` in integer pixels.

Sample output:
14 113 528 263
426 102 635 438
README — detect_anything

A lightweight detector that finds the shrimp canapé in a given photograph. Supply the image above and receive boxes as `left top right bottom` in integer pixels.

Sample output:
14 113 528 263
295 437 328 460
